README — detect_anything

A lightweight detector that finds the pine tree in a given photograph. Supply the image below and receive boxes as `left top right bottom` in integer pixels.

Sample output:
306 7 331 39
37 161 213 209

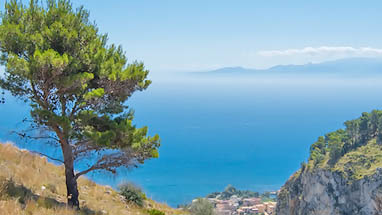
0 0 160 208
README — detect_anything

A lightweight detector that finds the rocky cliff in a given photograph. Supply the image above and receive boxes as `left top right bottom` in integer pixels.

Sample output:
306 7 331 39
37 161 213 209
276 110 382 215
276 168 382 215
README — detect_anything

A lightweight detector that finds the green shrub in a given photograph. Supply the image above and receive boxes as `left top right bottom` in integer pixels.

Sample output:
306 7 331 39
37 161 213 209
190 198 215 215
119 182 146 207
146 208 165 215
36 197 57 209
1 178 33 204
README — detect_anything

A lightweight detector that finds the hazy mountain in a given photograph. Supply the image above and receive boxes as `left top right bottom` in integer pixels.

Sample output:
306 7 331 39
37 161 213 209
208 66 260 74
202 58 382 75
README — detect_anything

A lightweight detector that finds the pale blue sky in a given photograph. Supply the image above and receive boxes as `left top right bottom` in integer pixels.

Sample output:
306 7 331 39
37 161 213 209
3 0 382 72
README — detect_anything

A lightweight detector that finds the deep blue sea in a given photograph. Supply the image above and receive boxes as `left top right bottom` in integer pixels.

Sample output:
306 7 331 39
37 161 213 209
2 72 382 207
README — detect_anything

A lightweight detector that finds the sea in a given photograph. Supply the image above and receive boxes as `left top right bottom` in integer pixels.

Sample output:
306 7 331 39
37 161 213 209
1 72 382 207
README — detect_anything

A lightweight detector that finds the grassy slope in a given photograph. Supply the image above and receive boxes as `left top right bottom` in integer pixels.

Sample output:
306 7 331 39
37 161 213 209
0 142 186 215
333 139 382 181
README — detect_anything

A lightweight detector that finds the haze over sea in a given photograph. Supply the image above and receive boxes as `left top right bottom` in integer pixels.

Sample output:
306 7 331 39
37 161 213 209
2 63 382 206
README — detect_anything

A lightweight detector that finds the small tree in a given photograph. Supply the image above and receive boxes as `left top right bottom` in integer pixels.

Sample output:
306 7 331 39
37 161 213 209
309 136 326 166
326 130 346 165
0 0 160 208
190 198 215 215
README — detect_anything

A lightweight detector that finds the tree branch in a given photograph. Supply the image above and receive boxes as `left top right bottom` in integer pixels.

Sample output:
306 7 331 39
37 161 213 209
74 151 138 179
11 130 60 142
69 98 82 119
30 150 64 163
75 165 97 179
72 141 99 158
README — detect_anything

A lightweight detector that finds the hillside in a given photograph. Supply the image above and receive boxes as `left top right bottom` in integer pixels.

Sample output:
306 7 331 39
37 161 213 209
276 110 382 215
0 142 185 215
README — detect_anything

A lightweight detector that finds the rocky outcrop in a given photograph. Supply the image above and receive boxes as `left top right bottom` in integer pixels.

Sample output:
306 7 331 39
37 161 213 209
276 168 382 215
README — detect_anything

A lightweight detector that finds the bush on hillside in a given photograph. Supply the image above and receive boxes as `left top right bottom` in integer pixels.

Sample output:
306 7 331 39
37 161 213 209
190 198 215 215
0 178 33 204
119 182 146 207
146 208 165 215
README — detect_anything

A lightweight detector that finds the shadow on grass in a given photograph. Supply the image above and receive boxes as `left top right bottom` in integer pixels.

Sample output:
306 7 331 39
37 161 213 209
0 178 103 215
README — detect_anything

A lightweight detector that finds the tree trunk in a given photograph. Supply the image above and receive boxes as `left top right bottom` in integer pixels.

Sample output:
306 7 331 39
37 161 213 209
65 160 80 209
62 142 80 209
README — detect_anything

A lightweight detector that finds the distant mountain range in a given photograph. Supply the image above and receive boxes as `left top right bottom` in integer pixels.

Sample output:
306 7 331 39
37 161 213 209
201 58 382 75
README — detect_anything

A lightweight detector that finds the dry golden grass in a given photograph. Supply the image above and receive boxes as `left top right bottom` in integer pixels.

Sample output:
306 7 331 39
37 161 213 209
0 142 187 215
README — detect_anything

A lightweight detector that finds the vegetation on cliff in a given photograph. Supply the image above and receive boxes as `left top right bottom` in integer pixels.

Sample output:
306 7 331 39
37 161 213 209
306 110 382 179
332 139 382 181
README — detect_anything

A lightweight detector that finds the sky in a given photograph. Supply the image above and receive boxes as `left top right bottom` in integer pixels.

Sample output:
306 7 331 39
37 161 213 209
2 0 382 73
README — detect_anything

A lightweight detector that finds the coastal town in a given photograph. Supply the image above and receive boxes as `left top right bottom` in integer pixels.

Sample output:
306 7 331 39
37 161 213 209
189 185 277 215
206 195 276 215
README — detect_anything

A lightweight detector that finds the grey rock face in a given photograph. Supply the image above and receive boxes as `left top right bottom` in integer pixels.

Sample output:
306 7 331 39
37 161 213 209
276 168 382 215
